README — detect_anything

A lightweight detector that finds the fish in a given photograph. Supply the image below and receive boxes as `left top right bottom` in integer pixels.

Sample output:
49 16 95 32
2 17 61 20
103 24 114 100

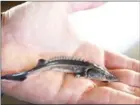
1 56 119 82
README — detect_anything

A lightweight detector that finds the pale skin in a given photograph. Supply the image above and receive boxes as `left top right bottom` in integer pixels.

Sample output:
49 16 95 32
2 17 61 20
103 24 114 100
1 2 140 104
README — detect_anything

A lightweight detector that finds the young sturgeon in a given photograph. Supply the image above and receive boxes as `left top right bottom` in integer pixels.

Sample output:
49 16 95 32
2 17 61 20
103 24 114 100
1 56 119 82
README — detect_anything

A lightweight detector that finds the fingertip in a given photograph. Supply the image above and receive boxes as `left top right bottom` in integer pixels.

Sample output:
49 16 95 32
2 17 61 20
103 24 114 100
104 50 140 72
109 69 140 87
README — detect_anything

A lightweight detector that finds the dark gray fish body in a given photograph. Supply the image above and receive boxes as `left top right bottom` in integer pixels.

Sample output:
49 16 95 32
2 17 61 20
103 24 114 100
29 56 92 74
30 56 119 82
1 56 119 82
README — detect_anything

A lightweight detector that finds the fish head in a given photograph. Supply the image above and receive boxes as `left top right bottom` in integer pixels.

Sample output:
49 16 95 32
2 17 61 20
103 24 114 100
85 65 119 82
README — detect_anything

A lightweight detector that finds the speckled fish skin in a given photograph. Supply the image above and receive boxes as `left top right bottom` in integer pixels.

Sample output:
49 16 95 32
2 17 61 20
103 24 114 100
30 56 94 74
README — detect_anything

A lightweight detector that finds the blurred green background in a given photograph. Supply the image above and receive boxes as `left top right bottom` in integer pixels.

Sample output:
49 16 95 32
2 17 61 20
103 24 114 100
1 1 139 104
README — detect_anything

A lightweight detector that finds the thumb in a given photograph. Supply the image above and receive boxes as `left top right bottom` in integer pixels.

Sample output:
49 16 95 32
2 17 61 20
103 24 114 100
69 2 105 13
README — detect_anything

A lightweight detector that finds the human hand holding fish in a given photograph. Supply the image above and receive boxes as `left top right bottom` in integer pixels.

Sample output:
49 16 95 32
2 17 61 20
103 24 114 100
1 2 140 104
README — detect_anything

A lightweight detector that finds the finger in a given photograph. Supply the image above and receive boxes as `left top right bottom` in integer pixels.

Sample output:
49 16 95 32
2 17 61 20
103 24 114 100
2 71 64 104
108 83 140 97
2 70 95 104
73 42 105 66
109 69 140 87
104 50 140 72
69 2 105 13
78 87 140 104
54 74 95 104
98 82 140 97
1 43 40 75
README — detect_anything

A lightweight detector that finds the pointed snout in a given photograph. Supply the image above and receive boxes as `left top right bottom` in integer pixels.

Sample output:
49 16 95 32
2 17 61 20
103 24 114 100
105 74 120 82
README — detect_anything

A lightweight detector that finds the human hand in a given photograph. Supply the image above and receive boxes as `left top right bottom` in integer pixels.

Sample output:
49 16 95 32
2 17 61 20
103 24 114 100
1 2 140 104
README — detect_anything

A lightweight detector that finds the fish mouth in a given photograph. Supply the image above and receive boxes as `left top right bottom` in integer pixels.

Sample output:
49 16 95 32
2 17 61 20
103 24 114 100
88 73 120 82
88 74 119 82
105 74 120 82
86 67 119 82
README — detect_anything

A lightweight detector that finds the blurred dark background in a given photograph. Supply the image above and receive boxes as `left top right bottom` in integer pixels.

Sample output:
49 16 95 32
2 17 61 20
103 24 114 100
1 1 25 12
1 1 28 104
